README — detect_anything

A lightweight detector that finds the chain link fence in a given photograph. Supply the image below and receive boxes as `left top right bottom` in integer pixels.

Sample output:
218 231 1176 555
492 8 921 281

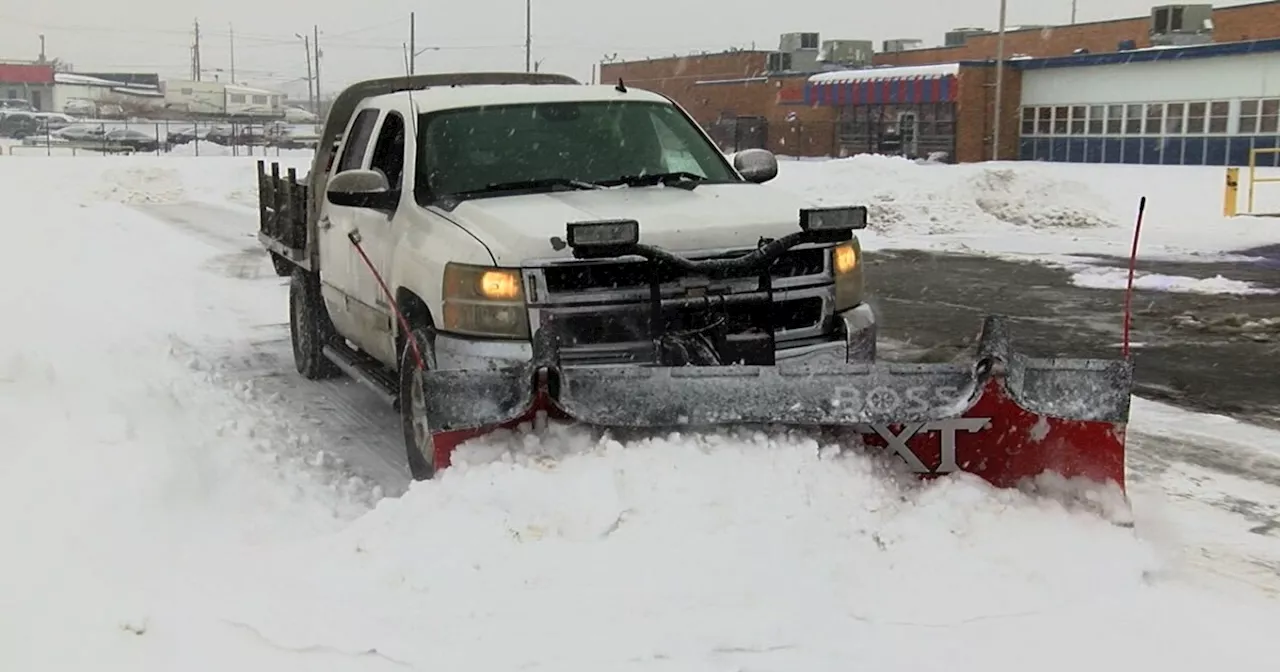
2 118 321 157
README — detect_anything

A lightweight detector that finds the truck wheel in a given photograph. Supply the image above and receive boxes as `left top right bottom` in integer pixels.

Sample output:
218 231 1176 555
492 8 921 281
399 327 436 481
289 269 341 380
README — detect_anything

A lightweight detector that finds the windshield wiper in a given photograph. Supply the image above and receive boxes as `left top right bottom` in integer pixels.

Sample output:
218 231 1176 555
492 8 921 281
601 172 706 190
457 177 605 197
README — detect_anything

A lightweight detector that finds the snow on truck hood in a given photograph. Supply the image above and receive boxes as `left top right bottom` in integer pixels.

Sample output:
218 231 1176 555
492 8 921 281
440 183 823 266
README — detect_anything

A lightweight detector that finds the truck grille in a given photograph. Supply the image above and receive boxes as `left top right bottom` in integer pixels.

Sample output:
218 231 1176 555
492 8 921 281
541 247 827 294
551 297 825 347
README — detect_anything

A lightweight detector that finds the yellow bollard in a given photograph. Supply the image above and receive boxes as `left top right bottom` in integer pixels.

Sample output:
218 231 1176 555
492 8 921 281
1224 167 1239 217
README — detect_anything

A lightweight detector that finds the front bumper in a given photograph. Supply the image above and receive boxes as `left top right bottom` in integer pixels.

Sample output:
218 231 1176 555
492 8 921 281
432 302 879 371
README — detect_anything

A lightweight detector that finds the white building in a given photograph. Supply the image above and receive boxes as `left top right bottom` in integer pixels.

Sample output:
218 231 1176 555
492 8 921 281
1015 38 1280 166
162 80 284 118
52 73 163 116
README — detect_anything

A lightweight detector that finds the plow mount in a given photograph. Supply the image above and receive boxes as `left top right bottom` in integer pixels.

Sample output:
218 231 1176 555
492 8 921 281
414 213 1133 491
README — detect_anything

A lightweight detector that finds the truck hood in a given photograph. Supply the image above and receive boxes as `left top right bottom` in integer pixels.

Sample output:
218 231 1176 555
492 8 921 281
438 184 819 266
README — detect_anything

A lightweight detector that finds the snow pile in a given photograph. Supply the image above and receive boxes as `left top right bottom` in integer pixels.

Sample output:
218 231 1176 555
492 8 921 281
967 165 1114 229
773 155 1118 239
1071 265 1278 295
775 157 1280 259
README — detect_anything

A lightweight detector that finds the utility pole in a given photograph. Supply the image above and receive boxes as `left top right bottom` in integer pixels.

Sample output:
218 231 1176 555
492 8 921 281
229 23 236 84
409 12 416 75
193 19 203 81
298 33 314 113
992 0 1008 161
1071 0 1078 24
525 0 531 72
38 34 46 63
314 25 322 116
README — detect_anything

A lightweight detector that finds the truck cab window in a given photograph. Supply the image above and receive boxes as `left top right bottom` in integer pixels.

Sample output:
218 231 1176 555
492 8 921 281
416 100 738 202
337 108 380 172
369 112 406 189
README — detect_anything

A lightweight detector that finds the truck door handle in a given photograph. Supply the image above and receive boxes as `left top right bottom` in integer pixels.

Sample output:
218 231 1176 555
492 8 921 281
319 215 331 230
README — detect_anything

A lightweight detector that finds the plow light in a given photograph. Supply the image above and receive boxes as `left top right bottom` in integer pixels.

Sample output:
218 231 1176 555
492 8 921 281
566 219 641 248
800 206 868 232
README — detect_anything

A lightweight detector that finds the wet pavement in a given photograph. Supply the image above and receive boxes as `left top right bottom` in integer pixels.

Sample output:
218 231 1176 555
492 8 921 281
867 249 1280 429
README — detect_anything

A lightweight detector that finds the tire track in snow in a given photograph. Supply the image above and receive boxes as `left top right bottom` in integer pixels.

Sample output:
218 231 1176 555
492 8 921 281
135 202 411 494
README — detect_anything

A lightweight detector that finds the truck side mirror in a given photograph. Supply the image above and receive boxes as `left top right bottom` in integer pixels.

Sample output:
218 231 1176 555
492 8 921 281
732 148 779 184
326 168 399 211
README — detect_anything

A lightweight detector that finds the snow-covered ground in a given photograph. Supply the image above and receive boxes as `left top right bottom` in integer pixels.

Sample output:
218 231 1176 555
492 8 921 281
3 155 1280 671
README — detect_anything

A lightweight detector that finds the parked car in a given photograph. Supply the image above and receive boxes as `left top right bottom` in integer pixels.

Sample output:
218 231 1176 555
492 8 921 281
0 112 39 139
104 128 165 153
0 98 35 113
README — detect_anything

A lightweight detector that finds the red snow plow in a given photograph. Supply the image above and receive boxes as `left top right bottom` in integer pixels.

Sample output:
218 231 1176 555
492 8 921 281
416 220 1132 492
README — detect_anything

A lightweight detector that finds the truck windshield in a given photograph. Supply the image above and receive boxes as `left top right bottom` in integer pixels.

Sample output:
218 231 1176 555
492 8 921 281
416 100 740 202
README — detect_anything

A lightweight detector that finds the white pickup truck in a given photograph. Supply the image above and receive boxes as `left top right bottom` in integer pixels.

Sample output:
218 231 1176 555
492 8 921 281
257 72 878 480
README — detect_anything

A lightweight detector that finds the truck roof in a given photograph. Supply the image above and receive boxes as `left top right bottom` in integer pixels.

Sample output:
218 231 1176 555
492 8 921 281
361 84 672 113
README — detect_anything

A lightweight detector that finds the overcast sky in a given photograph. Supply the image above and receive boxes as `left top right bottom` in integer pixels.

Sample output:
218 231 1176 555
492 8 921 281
0 0 1259 97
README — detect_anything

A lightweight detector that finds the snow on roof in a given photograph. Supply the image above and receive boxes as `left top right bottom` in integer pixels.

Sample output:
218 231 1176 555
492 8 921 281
111 86 163 98
808 63 960 85
225 84 277 96
55 73 120 87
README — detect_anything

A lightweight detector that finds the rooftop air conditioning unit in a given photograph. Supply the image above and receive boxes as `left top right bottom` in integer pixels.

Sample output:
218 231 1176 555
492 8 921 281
945 27 990 47
1150 4 1213 45
819 39 874 66
778 32 820 53
882 38 924 52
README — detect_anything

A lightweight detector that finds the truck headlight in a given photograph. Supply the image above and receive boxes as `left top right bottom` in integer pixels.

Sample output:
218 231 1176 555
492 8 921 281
831 239 863 311
442 263 530 339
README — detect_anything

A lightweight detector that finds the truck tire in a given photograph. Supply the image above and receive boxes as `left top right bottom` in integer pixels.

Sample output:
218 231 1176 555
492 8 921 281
289 269 341 380
399 327 436 481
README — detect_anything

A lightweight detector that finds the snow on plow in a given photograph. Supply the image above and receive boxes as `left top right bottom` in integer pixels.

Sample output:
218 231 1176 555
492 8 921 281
417 218 1133 493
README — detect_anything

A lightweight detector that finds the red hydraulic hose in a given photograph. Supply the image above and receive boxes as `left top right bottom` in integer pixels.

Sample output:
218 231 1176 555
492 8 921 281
1122 196 1147 359
347 230 426 371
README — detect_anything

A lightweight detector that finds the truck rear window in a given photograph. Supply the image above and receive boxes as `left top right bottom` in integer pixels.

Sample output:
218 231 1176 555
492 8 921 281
416 100 738 201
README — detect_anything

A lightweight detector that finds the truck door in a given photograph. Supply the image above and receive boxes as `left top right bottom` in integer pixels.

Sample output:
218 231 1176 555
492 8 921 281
318 107 381 340
347 109 408 365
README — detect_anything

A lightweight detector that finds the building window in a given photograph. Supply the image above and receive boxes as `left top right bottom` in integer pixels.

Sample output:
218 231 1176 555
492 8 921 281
1240 100 1259 133
252 94 268 104
1208 101 1229 133
1034 107 1050 135
1069 105 1086 135
1087 105 1105 134
1262 99 1280 133
1186 102 1206 133
1165 102 1185 134
1106 105 1124 134
1052 106 1069 134
1021 107 1037 135
230 94 246 103
1125 104 1143 134
1144 103 1164 135
1241 99 1280 134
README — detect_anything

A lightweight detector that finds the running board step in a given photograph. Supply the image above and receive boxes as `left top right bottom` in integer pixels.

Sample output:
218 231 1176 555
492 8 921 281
322 343 398 406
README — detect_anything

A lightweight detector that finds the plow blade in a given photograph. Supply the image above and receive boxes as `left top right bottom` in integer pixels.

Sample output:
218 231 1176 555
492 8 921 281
422 316 1132 490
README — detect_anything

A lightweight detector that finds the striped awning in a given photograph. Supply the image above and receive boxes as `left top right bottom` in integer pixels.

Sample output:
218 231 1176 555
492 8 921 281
804 63 959 106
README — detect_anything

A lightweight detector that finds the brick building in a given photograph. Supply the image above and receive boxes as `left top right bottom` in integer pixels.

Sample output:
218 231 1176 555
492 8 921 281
600 1 1280 164
874 0 1280 66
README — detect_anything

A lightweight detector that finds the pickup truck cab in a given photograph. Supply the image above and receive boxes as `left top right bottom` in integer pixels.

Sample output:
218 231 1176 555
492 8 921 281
257 72 876 479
